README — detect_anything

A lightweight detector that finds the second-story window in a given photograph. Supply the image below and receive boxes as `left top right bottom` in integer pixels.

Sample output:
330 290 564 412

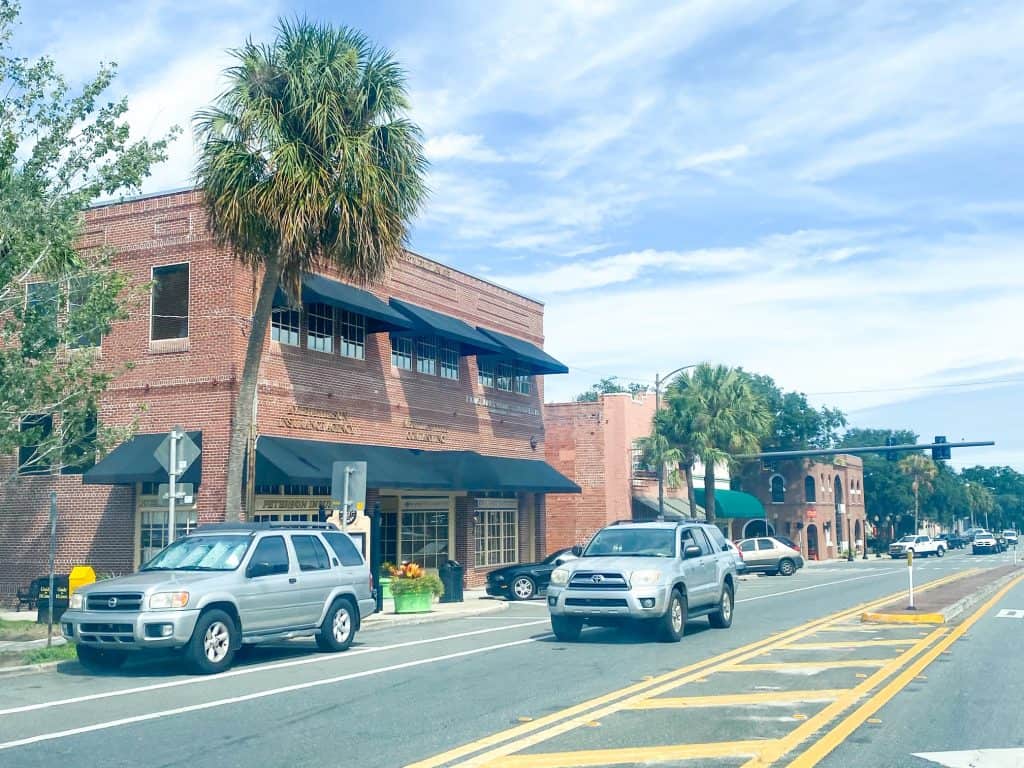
496 362 514 392
391 335 412 369
271 308 300 346
306 302 333 354
416 335 437 375
25 281 59 350
66 276 102 348
338 310 366 360
18 414 53 475
770 474 786 504
151 263 189 340
514 368 531 395
478 359 495 388
439 339 459 380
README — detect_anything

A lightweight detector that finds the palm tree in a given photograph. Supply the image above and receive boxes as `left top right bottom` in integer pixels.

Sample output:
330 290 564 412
667 364 771 524
654 404 699 517
636 428 683 490
194 19 427 517
899 454 937 533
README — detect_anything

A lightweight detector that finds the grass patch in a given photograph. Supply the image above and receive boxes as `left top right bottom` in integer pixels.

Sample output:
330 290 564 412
0 618 51 641
21 642 77 665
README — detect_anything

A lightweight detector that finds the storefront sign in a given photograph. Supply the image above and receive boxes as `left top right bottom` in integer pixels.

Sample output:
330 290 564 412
283 406 356 436
257 496 332 511
404 418 448 444
466 394 540 418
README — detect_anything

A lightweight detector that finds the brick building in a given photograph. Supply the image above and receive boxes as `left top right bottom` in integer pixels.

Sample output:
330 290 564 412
542 391 760 552
0 189 579 603
736 457 867 560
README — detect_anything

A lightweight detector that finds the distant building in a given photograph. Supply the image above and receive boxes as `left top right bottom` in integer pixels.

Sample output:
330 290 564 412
542 391 764 552
736 456 868 560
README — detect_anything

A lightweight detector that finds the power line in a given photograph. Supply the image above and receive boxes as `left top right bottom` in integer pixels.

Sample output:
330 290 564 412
808 375 1024 397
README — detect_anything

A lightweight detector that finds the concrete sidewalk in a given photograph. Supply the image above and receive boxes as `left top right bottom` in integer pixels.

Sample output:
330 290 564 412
362 589 510 630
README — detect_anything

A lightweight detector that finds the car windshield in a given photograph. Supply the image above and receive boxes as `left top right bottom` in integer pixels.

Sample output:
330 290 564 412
584 528 675 557
898 535 916 543
142 535 252 571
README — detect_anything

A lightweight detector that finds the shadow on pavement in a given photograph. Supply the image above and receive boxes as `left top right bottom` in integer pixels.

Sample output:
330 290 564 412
535 621 713 645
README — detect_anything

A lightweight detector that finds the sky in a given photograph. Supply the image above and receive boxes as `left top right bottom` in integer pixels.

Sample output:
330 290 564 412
15 0 1024 469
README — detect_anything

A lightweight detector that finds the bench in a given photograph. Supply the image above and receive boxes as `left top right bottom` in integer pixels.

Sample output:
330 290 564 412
15 578 43 612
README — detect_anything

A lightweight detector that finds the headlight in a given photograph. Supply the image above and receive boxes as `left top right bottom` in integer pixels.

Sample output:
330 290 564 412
148 591 190 610
631 570 663 587
550 567 570 586
69 593 83 610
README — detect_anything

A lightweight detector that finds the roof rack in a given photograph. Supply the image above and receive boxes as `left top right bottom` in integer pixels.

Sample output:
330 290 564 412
195 521 340 533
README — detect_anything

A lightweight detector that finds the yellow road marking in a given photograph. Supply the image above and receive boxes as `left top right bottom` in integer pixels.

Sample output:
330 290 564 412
627 690 847 709
486 740 768 768
782 571 1024 768
721 660 890 672
779 639 918 650
860 611 945 624
404 567 979 768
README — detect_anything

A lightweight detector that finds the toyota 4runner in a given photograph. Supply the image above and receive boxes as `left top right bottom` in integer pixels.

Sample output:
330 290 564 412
546 522 738 643
61 522 375 674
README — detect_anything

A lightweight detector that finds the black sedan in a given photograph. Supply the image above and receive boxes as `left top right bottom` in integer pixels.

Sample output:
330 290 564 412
485 548 578 601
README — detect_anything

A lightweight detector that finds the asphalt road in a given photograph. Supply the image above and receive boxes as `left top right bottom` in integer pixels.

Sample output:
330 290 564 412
0 550 1017 768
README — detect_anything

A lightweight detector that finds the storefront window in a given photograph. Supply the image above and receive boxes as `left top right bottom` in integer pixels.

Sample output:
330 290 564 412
140 508 198 565
474 499 518 566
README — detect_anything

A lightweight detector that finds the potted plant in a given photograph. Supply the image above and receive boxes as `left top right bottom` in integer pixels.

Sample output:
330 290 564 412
388 562 444 614
379 562 396 599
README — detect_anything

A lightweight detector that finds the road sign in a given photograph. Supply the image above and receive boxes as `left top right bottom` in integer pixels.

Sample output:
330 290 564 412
332 461 367 530
154 427 200 476
158 483 194 503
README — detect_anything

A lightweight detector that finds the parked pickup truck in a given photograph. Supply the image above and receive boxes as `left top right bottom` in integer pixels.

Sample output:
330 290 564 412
936 533 966 550
889 535 945 559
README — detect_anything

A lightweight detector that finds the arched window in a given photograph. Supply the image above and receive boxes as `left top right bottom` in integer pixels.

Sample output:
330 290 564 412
805 476 816 503
770 474 785 504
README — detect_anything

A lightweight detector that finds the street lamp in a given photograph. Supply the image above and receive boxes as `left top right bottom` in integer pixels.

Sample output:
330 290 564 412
655 364 698 521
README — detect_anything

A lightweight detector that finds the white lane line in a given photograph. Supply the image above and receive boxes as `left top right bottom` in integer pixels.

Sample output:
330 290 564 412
0 633 550 752
737 570 900 603
0 619 548 717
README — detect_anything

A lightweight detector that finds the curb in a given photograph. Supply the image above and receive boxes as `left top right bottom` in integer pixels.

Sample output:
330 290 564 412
361 598 509 631
861 567 1023 625
0 660 63 678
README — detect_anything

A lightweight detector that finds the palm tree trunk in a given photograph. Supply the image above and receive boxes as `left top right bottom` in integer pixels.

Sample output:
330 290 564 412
225 255 281 520
684 461 696 520
704 461 716 525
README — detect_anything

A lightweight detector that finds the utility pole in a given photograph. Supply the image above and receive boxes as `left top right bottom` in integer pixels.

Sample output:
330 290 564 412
655 364 698 521
913 479 920 535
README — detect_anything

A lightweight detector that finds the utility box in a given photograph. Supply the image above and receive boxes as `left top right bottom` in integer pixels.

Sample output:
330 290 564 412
69 565 97 596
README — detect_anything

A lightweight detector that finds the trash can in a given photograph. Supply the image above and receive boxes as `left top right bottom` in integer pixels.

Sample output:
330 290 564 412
439 560 464 603
36 574 69 624
68 565 97 597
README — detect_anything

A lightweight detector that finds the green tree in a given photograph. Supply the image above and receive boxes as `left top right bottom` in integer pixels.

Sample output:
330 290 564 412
963 481 996 530
654 398 699 516
194 19 428 517
740 371 847 451
838 429 919 534
635 429 682 489
666 364 771 524
575 377 647 402
899 454 937 533
0 0 174 480
962 465 1024 530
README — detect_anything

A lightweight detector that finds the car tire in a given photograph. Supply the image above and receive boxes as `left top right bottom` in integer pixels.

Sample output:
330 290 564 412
936 547 945 558
186 609 237 675
972 547 979 555
317 599 356 652
551 615 583 642
708 583 734 629
76 644 126 672
657 590 687 643
511 576 536 601
778 559 796 576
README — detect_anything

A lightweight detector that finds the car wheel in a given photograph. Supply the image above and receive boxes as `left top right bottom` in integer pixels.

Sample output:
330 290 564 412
511 576 536 601
76 644 126 672
186 609 237 674
936 547 945 558
657 590 687 643
317 599 356 652
778 559 796 576
708 583 734 629
551 615 583 642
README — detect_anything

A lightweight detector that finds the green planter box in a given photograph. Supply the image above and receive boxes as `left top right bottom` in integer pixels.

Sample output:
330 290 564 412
380 577 393 599
393 591 433 614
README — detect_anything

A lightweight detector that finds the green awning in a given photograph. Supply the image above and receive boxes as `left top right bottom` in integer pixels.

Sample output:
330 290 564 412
274 273 412 331
83 431 202 485
255 436 580 494
476 327 569 375
632 495 698 522
388 299 505 354
693 488 765 519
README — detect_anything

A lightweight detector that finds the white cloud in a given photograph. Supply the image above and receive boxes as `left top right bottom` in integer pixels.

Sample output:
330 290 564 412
423 133 503 163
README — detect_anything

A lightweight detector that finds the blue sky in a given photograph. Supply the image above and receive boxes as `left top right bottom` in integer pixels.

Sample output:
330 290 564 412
18 0 1024 468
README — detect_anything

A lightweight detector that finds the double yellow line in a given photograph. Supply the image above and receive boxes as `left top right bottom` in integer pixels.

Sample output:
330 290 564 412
405 568 977 768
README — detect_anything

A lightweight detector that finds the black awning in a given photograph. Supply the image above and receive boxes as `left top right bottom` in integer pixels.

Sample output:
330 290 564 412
388 299 505 354
255 436 580 494
83 432 202 486
274 273 412 331
476 327 569 375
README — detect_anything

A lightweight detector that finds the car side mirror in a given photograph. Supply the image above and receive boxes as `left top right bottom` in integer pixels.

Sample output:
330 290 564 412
571 545 583 557
683 544 703 559
246 561 279 579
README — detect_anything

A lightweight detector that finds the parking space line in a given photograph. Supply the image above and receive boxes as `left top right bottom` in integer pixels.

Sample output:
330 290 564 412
719 659 890 672
627 690 847 710
485 739 768 768
777 639 918 650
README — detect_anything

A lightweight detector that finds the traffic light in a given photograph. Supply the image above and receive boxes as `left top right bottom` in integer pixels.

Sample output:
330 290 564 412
932 435 951 461
886 436 898 461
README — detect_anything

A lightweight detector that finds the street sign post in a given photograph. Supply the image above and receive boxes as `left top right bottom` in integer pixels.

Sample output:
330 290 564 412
154 428 200 544
907 549 915 609
47 491 57 647
331 461 367 532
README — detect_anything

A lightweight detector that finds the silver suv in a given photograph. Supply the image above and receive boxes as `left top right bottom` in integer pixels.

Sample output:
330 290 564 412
546 522 738 642
61 523 375 674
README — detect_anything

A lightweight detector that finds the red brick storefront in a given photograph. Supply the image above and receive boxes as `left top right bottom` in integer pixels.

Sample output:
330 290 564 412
0 189 576 603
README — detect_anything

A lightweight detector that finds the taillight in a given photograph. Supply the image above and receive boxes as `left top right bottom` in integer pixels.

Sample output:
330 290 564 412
737 549 744 560
369 573 374 591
